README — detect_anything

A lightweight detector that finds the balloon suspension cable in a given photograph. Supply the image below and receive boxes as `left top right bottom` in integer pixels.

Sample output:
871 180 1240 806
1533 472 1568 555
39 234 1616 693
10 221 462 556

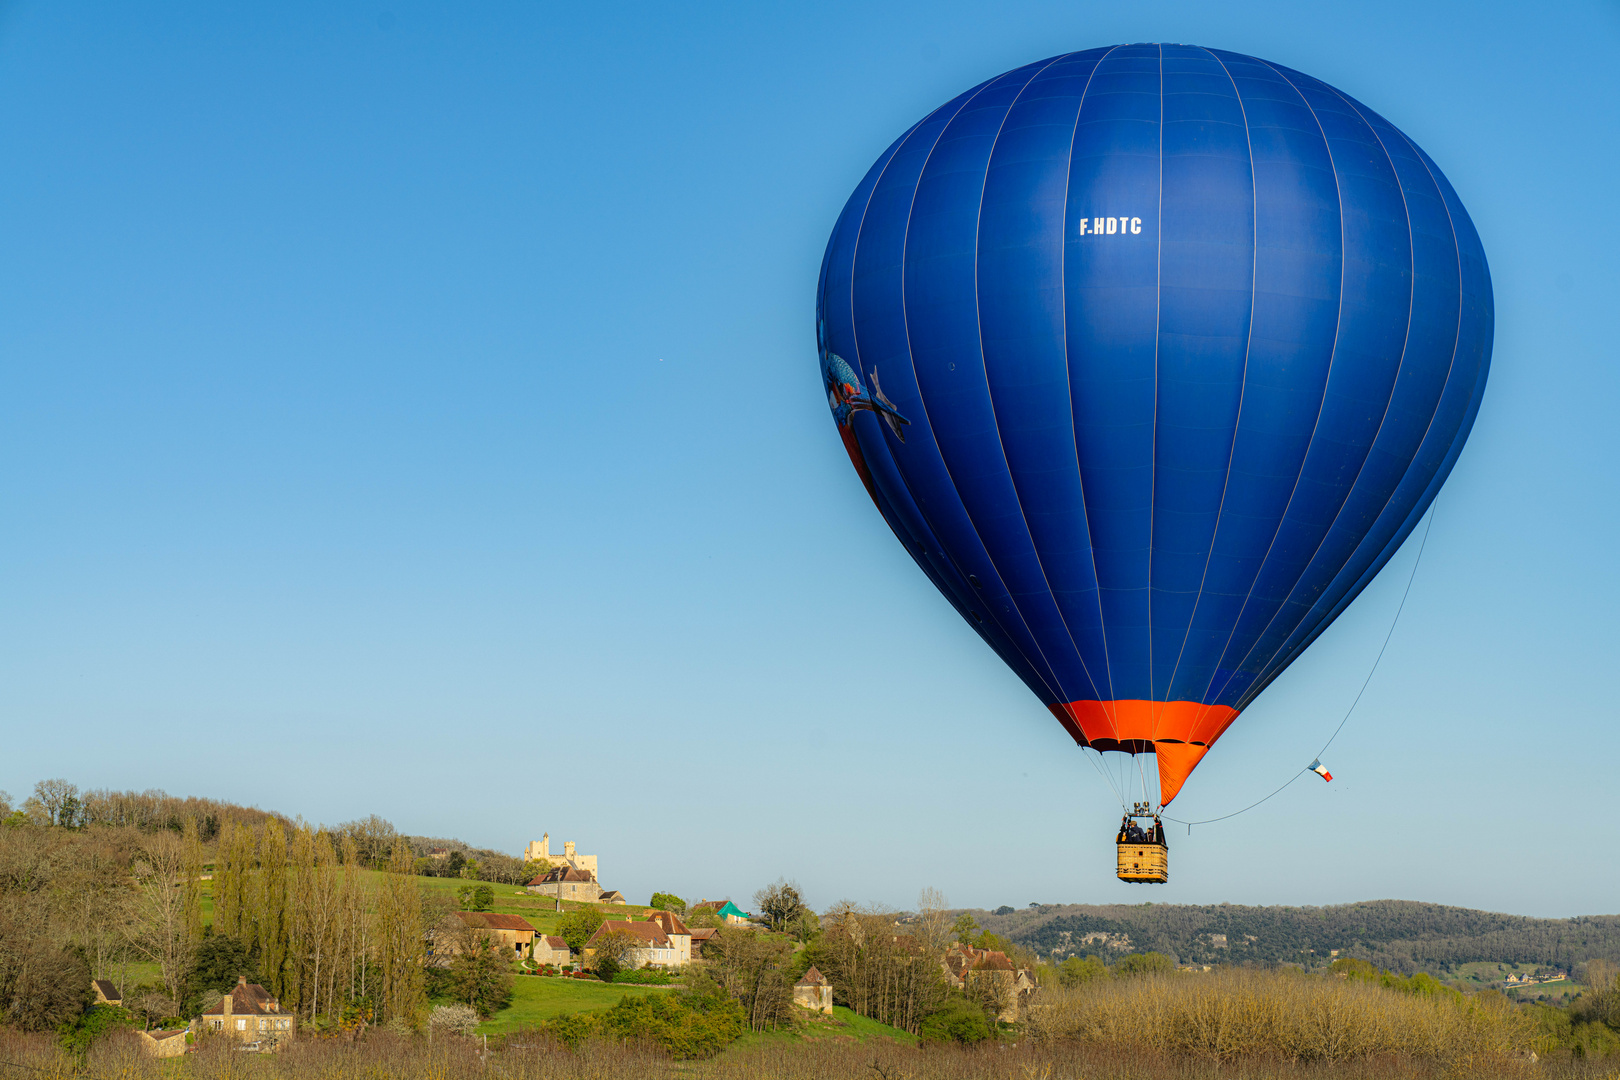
1081 745 1127 810
1163 501 1437 833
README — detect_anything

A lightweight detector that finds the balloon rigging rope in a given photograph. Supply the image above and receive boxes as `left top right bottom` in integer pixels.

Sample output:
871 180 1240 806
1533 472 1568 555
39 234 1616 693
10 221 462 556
1162 500 1437 832
1082 745 1127 809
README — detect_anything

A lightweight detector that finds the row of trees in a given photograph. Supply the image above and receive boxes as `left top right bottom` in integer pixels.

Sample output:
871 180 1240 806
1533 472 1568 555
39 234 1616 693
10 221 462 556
211 819 428 1025
1 780 286 840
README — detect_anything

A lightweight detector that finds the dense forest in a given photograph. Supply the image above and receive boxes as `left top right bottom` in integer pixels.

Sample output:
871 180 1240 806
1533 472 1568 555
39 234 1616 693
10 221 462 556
975 901 1620 975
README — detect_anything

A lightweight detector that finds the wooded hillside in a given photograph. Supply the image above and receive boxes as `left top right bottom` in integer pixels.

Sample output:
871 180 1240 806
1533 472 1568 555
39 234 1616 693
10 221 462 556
974 901 1620 975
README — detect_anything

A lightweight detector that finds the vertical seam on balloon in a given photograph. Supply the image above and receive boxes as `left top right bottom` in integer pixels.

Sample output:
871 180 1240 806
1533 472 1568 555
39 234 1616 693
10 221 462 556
889 65 1077 707
1061 46 1125 721
968 54 1108 705
1223 80 1423 702
1157 47 1259 736
843 92 1068 707
1236 103 1469 707
1190 59 1347 712
1146 42 1165 740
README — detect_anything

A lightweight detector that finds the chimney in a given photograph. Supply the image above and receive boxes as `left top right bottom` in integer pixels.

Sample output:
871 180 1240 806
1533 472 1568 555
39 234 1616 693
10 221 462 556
223 988 233 1018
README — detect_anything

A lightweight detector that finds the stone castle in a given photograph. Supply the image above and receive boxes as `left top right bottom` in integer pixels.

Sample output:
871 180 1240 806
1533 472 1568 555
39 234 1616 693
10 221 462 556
523 833 597 878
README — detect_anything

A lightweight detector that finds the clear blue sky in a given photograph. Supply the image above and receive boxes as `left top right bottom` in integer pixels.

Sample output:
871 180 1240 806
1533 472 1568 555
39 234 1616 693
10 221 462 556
1 0 1615 919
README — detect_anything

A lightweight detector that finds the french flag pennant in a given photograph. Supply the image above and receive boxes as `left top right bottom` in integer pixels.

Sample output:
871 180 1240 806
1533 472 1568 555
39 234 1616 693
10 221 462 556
1310 759 1333 783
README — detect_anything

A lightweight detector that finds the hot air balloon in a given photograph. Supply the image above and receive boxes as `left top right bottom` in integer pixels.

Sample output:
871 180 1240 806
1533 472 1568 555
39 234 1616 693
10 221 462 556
816 45 1491 879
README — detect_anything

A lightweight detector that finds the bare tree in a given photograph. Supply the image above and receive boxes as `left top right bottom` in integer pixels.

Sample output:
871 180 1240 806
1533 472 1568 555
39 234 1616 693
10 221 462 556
130 831 197 1004
30 779 79 827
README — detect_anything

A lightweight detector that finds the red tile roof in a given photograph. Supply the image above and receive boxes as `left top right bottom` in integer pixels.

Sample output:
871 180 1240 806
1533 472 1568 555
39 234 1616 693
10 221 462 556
530 865 596 885
795 965 829 986
644 910 691 937
588 920 671 948
200 979 289 1016
454 912 538 933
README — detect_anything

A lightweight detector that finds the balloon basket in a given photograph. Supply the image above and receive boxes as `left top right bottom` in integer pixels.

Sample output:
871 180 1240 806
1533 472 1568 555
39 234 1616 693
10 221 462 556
1116 802 1169 884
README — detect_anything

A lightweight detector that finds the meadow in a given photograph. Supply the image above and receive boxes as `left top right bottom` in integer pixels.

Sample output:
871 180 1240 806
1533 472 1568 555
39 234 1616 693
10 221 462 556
477 977 671 1034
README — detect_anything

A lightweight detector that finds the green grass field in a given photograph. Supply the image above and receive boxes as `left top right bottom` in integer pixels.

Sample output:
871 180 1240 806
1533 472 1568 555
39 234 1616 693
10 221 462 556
476 976 669 1034
724 1006 918 1052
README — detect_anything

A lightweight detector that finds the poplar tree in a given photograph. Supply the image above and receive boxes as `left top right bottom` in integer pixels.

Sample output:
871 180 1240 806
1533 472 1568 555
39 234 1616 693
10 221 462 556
377 837 425 1025
256 820 292 1003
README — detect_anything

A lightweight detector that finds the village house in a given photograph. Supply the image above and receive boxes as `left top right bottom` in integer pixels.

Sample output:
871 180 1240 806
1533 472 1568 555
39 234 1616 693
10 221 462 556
91 979 122 1007
642 909 693 963
584 913 693 969
689 926 718 958
197 976 295 1044
793 966 834 1014
941 944 1033 1023
523 834 598 878
136 1028 188 1057
532 934 572 967
597 889 627 904
437 911 539 960
526 864 601 902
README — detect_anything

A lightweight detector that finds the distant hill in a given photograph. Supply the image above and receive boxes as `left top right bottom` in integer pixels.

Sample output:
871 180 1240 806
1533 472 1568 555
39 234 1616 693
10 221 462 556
971 900 1620 976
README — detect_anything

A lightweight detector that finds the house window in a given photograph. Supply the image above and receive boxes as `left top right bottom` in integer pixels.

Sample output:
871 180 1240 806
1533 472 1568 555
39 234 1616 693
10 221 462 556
236 1018 247 1030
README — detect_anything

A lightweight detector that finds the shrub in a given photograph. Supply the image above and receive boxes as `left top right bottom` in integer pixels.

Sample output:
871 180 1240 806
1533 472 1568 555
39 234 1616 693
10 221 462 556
1113 952 1176 977
428 1003 479 1037
598 987 746 1059
56 1005 137 1055
613 968 675 985
919 994 995 1044
1056 955 1108 987
649 892 686 913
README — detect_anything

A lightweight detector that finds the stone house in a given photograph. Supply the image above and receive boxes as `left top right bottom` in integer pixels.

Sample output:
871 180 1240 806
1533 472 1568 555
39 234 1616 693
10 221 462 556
440 912 539 960
793 966 833 1013
597 890 627 904
197 976 295 1043
941 945 1032 1023
526 864 600 902
584 916 689 969
689 927 718 958
136 1028 188 1057
91 979 122 1007
642 910 693 963
532 934 572 967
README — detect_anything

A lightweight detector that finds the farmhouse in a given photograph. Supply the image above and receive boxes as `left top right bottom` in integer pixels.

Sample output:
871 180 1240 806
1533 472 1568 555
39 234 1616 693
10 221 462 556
941 944 1033 1023
584 917 688 968
532 934 571 966
642 909 693 963
197 976 295 1043
446 911 539 959
689 927 718 958
526 864 601 902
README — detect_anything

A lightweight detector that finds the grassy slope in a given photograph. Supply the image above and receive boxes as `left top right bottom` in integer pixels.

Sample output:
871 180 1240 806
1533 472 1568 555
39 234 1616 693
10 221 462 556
411 876 656 935
724 1006 918 1053
476 977 668 1034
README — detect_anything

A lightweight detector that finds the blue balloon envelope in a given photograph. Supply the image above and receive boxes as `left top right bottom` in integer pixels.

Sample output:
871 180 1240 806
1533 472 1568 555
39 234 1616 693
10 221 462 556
817 45 1491 805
